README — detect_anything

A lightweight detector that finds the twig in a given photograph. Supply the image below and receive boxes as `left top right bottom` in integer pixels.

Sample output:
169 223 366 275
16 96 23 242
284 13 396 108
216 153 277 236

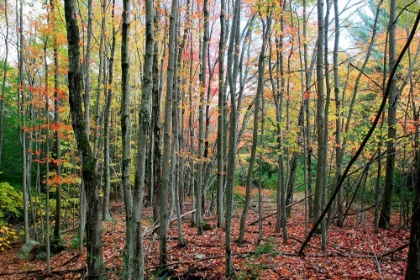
378 242 409 259
145 251 254 271
248 193 315 226
60 253 80 267
143 209 196 237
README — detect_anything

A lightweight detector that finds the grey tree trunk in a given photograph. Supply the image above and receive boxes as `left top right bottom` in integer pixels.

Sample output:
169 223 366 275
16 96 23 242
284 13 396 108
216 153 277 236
43 38 51 274
52 0 62 240
379 0 397 229
313 0 326 231
238 12 272 244
92 0 106 161
84 0 93 136
64 0 105 277
102 0 116 222
159 0 178 267
406 11 420 272
257 56 265 246
217 0 226 229
152 7 162 223
132 0 154 276
332 0 342 228
406 153 420 278
120 0 134 277
172 50 185 247
303 0 313 219
17 0 30 243
225 0 241 275
321 0 332 250
0 0 9 166
274 6 286 238
196 0 209 235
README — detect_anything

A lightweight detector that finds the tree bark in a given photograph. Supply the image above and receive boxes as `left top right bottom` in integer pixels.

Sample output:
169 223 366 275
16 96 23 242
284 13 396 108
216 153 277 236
52 0 62 241
238 11 272 244
196 0 209 235
225 0 241 275
64 0 105 277
17 0 30 243
217 0 226 229
120 0 134 276
313 0 326 232
0 0 9 167
159 0 178 267
379 0 397 229
102 0 116 222
132 0 154 276
152 5 162 223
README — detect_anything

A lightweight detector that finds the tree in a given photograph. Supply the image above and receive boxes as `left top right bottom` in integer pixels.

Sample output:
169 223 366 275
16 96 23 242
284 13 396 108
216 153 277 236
196 0 209 235
0 0 9 167
225 0 241 274
238 7 272 244
102 0 117 222
159 0 178 267
120 0 134 276
313 0 326 240
379 0 397 229
17 0 30 243
132 0 154 276
51 0 63 241
216 0 226 229
63 0 105 277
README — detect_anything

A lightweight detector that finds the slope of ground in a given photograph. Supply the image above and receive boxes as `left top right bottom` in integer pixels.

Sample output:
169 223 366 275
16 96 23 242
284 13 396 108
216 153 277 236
0 189 410 279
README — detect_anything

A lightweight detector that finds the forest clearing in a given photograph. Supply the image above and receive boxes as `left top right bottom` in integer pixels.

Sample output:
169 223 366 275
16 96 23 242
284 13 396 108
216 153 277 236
0 188 411 279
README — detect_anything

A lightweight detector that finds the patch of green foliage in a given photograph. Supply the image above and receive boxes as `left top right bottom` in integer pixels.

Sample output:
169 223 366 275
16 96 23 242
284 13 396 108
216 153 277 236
70 237 81 250
0 181 23 224
254 238 279 257
237 262 266 280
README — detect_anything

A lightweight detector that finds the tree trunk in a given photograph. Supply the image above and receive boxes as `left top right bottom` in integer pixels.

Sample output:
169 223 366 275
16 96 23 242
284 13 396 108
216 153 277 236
102 0 116 222
152 6 162 224
406 49 420 279
132 0 154 276
321 0 332 250
217 0 226 229
43 37 51 274
52 0 62 241
92 0 106 161
0 0 9 167
332 0 342 228
379 0 397 229
63 0 105 277
84 0 93 136
225 0 241 275
196 0 209 235
17 0 30 243
238 12 272 244
120 0 134 276
159 0 178 267
313 0 326 233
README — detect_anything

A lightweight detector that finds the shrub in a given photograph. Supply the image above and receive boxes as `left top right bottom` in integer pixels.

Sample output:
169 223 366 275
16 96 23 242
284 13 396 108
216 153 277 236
0 181 23 224
0 225 18 252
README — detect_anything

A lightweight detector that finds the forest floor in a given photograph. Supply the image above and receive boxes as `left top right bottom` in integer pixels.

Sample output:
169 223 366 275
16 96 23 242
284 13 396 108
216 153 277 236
0 187 411 279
